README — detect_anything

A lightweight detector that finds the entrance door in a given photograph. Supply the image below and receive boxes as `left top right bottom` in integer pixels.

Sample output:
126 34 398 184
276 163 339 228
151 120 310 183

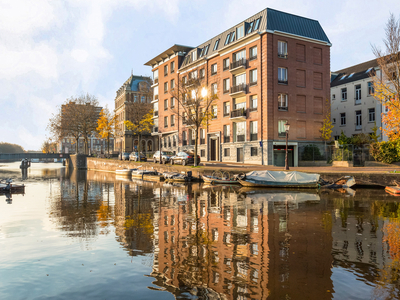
210 139 216 161
237 147 244 162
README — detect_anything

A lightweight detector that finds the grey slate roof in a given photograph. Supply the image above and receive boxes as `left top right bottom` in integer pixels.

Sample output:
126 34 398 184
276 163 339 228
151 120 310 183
330 58 378 87
179 8 330 69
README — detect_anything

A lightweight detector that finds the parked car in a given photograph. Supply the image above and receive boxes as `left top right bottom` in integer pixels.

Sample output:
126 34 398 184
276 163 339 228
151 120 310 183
153 151 174 164
129 152 147 162
170 151 200 166
119 152 130 161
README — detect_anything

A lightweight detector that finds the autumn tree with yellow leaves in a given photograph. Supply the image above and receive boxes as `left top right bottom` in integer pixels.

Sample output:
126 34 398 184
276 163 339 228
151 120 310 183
372 13 400 141
124 109 154 155
96 106 117 155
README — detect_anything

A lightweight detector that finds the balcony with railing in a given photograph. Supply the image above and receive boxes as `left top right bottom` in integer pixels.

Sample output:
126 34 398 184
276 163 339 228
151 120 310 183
236 135 245 142
230 58 246 75
224 136 230 143
230 108 247 121
230 83 247 97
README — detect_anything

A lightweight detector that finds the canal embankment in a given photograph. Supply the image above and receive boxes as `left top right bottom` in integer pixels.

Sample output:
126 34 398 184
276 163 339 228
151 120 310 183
80 157 400 187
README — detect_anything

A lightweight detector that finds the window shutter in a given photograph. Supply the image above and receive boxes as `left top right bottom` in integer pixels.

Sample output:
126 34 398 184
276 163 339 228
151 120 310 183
296 44 306 62
296 95 306 113
313 72 323 89
296 70 306 87
313 97 323 114
297 121 306 138
313 47 322 65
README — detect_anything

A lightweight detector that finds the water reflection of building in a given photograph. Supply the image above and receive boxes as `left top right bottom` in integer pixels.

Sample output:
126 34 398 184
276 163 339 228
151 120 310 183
113 180 157 256
151 186 334 299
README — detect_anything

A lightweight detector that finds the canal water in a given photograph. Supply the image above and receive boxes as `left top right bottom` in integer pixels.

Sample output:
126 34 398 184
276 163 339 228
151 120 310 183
1 162 400 299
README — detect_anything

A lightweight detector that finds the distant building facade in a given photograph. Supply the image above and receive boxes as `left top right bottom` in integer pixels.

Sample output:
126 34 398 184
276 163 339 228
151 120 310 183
114 75 155 153
330 59 387 141
145 8 331 166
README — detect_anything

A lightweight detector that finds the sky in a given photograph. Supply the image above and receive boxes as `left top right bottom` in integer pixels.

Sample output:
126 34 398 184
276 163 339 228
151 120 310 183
1 0 399 151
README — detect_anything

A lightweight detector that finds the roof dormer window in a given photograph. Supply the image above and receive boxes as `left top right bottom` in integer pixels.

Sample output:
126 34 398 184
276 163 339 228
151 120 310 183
237 25 244 39
254 17 261 30
247 21 254 34
225 33 231 45
213 39 220 51
340 75 347 80
348 73 354 78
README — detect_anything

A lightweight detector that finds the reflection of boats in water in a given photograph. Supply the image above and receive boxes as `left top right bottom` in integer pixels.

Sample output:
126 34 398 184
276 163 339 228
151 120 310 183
237 171 320 188
238 188 321 204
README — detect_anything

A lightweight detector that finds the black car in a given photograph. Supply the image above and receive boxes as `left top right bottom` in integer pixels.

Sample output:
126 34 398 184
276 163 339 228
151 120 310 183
170 151 201 166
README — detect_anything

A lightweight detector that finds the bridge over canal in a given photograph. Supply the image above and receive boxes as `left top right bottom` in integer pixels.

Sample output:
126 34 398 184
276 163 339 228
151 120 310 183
0 153 70 161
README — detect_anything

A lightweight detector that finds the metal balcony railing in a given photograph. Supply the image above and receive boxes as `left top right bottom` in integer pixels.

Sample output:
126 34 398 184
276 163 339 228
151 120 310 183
236 135 245 142
230 108 247 118
230 58 246 70
230 83 247 95
200 138 205 145
224 136 230 143
250 133 258 141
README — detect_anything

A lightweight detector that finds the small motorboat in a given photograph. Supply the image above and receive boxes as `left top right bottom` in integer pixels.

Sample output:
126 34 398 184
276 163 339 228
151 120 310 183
0 179 25 194
201 171 239 185
115 168 135 176
237 170 320 188
131 167 158 179
385 181 400 195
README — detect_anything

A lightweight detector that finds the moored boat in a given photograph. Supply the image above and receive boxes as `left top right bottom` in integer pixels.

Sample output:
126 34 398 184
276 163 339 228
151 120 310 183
385 186 400 195
237 170 320 188
201 175 239 185
115 168 135 176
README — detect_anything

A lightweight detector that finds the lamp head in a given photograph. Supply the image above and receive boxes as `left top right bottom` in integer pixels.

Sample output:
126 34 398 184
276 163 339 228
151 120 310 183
284 121 290 132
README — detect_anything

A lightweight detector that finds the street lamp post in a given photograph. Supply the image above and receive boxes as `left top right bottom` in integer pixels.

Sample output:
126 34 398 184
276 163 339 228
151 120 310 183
284 121 290 171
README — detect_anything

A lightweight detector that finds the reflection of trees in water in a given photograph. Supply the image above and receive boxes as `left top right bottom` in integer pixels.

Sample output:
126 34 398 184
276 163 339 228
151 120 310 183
49 172 110 243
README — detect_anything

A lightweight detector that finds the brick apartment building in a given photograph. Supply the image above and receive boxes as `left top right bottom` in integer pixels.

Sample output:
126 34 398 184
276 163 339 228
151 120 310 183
145 8 331 166
114 74 155 153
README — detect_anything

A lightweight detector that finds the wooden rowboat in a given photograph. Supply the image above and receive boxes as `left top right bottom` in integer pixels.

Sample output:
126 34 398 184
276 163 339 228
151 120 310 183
201 175 239 185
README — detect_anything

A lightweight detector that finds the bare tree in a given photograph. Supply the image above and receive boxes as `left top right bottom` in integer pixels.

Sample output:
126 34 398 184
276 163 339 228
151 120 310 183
47 94 100 154
170 75 218 166
372 13 400 140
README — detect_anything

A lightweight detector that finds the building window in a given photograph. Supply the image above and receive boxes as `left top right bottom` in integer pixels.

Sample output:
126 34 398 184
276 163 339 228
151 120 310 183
249 69 257 86
225 33 231 45
332 94 336 100
223 102 230 117
212 105 217 119
164 65 168 76
254 17 261 30
201 149 205 157
340 113 346 126
223 124 230 143
134 95 138 102
250 121 258 141
233 49 246 63
249 46 257 60
223 58 230 71
250 95 258 111
369 108 375 122
211 63 217 75
332 118 336 124
278 120 287 137
368 82 374 95
237 25 244 39
224 148 230 156
171 115 175 126
200 68 205 78
233 121 245 142
200 129 205 145
164 99 168 110
356 110 362 129
213 39 219 51
212 83 218 96
278 41 288 58
278 67 288 84
170 79 175 90
182 76 187 84
153 69 159 83
233 73 246 87
141 96 145 103
223 78 230 93
355 84 361 102
251 147 258 156
164 116 168 127
164 82 168 93
278 93 288 111
191 51 197 62
170 97 175 108
341 88 347 101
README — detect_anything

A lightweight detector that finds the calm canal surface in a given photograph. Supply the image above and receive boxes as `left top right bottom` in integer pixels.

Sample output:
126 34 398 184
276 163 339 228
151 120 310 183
1 162 400 300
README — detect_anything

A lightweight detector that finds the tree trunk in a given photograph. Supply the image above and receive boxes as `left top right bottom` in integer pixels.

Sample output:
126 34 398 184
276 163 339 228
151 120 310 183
75 137 79 154
194 127 199 166
107 135 110 155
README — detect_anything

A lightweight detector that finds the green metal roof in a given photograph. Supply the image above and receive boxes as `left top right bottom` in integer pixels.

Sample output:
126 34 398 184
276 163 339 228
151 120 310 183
266 8 330 44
